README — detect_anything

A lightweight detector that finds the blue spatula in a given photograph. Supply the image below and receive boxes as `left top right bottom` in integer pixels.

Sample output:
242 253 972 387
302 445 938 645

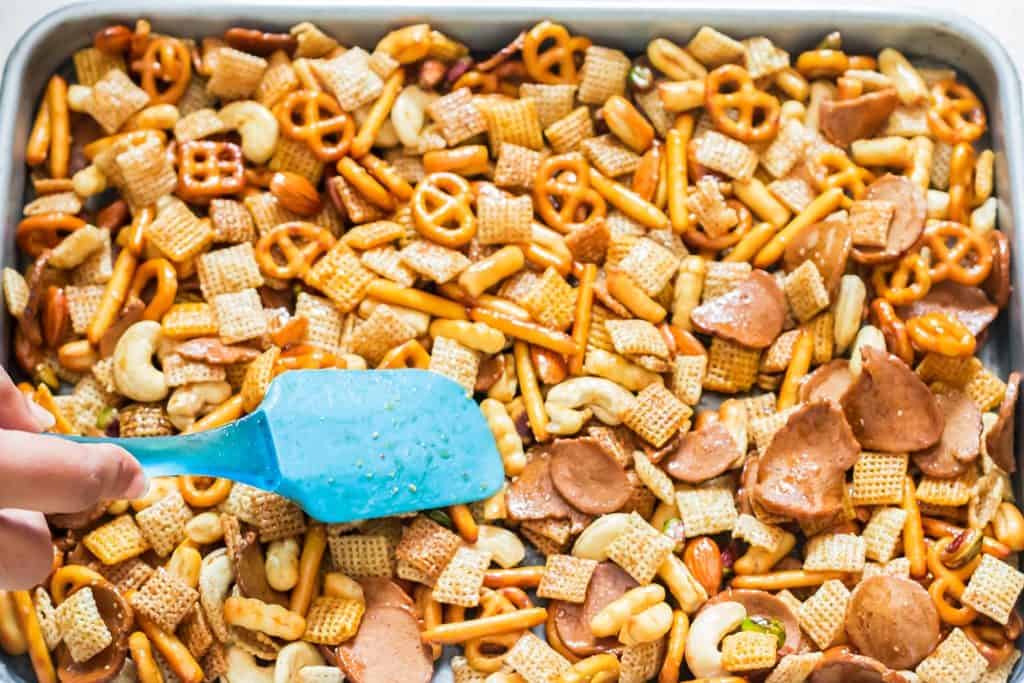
66 370 504 522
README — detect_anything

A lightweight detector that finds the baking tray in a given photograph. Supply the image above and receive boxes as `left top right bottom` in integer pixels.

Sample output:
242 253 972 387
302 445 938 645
0 1 1022 681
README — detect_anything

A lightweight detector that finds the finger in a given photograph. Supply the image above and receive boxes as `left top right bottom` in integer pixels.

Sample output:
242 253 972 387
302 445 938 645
0 366 52 432
0 510 53 590
0 432 146 513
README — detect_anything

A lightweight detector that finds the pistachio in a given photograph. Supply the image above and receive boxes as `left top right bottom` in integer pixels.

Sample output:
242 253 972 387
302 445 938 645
941 528 983 568
741 615 786 648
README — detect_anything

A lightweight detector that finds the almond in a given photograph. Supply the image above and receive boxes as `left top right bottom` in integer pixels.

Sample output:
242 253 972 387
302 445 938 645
683 536 723 597
270 171 322 216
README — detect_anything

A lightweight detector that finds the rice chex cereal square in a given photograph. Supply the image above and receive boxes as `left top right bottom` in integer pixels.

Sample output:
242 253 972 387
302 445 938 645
676 483 738 537
916 628 988 683
606 512 675 584
55 587 113 663
328 534 393 578
961 554 1024 625
537 554 598 603
432 547 492 607
135 491 193 557
130 567 199 634
803 533 866 573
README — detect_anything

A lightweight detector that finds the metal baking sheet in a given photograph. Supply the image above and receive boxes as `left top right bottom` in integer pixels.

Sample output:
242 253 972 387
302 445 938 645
0 2 1022 681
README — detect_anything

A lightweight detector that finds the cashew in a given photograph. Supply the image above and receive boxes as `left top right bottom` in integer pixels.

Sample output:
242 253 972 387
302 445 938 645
199 548 235 642
733 530 796 575
582 348 662 392
167 381 232 431
273 641 324 683
218 101 279 164
848 324 886 377
685 601 747 679
544 377 636 435
620 601 673 645
72 164 108 198
323 572 365 602
295 666 345 683
572 513 631 561
265 538 301 592
592 585 665 637
112 321 168 402
186 511 224 545
225 647 275 683
391 85 436 148
472 524 526 569
67 84 92 112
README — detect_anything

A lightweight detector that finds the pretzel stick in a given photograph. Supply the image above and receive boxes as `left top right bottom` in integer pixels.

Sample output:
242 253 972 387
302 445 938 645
667 115 694 233
368 279 468 320
12 591 55 683
351 68 405 158
569 263 597 375
290 523 327 617
45 75 70 179
730 570 845 590
0 592 26 656
420 607 547 644
25 100 50 167
514 341 548 441
137 613 203 683
484 566 545 589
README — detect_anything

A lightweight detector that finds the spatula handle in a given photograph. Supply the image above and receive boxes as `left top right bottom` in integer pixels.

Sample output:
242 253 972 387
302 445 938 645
62 410 280 490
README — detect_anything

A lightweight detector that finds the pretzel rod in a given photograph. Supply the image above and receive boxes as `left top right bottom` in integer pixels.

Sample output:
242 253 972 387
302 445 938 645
45 75 70 179
449 504 479 543
667 115 693 233
129 631 164 683
569 262 597 375
137 613 204 683
777 328 813 410
658 611 689 683
352 68 405 158
632 141 662 202
902 476 928 578
420 607 547 644
606 270 667 324
415 585 444 660
367 279 468 320
424 145 489 175
25 100 50 167
290 523 327 617
359 153 414 201
474 295 532 321
471 307 578 354
590 168 669 229
753 187 845 267
0 593 26 656
12 591 54 683
730 570 846 590
484 566 545 589
183 394 244 434
514 340 549 442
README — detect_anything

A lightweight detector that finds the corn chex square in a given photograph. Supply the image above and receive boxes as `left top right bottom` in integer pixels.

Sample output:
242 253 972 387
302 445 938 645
2 268 28 318
395 515 462 581
269 136 325 184
722 631 779 672
95 558 153 594
862 558 912 580
162 353 227 387
632 451 676 504
761 119 809 179
733 513 787 553
65 285 105 335
545 106 594 154
292 292 341 352
702 261 752 302
606 512 676 584
581 134 641 177
56 587 113 663
428 87 487 146
765 652 823 683
505 632 572 683
303 597 365 645
428 336 480 393
769 177 816 214
687 26 746 67
481 97 544 153
179 606 214 659
83 514 150 565
198 244 264 299
578 46 631 104
116 137 178 210
623 383 691 447
135 491 193 557
537 554 599 603
669 353 707 406
305 242 374 313
704 336 761 394
130 567 200 634
784 260 830 323
240 346 280 413
328 534 393 577
73 46 125 87
432 547 492 607
803 533 866 572
862 507 907 563
760 329 801 374
399 240 470 284
620 640 665 683
797 579 850 649
916 628 988 683
360 246 417 287
118 403 174 437
676 483 738 537
254 491 306 543
206 48 267 100
85 69 150 134
851 452 907 505
476 192 534 245
961 554 1024 625
806 311 834 365
849 200 895 248
617 238 679 298
33 588 60 651
694 130 758 181
916 469 977 507
161 302 218 340
520 83 577 129
565 218 611 266
519 267 576 331
146 198 214 263
494 142 547 189
606 319 669 358
312 47 383 111
211 288 267 344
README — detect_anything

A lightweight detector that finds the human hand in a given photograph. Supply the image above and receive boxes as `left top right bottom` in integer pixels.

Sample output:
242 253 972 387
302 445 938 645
0 367 145 589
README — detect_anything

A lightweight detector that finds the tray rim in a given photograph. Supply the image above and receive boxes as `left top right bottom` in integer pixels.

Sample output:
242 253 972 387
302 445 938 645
0 2 1022 683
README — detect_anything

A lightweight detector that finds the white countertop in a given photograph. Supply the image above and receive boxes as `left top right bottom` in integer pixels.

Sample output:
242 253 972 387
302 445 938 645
2 0 1024 77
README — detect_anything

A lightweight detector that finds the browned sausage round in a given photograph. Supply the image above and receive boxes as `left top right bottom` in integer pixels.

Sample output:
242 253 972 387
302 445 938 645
336 605 433 683
913 387 981 479
896 281 998 337
851 174 926 265
783 219 851 296
552 562 637 657
818 88 898 147
845 576 940 670
663 421 741 484
986 371 1020 473
548 438 631 514
690 270 786 349
506 448 574 521
799 359 855 406
809 649 910 683
703 589 803 656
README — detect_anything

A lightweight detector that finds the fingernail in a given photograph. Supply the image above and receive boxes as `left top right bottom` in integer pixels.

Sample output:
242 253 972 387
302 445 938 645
24 396 55 431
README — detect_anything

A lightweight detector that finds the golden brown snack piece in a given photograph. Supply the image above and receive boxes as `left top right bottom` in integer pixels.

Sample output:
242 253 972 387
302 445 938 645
689 270 786 349
844 576 939 670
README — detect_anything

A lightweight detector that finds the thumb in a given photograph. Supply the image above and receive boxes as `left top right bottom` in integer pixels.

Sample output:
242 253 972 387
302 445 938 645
0 365 51 433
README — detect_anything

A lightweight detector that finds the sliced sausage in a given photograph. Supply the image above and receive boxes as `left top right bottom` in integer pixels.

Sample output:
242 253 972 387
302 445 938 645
690 270 787 349
841 348 943 452
912 387 981 478
176 337 261 365
896 281 998 336
984 230 1011 310
506 448 574 521
664 421 741 484
336 605 432 683
783 219 851 296
852 175 926 265
809 650 910 683
986 371 1020 473
845 575 940 670
553 562 637 657
753 402 861 523
358 578 415 616
799 359 855 405
703 589 803 656
549 438 631 515
819 88 899 148
57 581 132 683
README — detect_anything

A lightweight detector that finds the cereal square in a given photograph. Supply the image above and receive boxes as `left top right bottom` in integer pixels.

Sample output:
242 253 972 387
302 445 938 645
198 244 264 299
862 507 908 563
961 554 1024 625
135 491 193 557
803 533 866 573
130 567 200 634
428 88 487 146
722 631 779 672
916 628 988 683
797 579 850 649
537 554 599 603
851 452 908 506
303 597 365 645
328 534 393 577
606 512 676 584
505 632 571 683
83 515 150 565
56 587 113 663
623 383 692 447
676 483 739 537
432 547 492 607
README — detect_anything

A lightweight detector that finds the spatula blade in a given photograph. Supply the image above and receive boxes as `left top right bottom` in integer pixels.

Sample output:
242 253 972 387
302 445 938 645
263 369 504 522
